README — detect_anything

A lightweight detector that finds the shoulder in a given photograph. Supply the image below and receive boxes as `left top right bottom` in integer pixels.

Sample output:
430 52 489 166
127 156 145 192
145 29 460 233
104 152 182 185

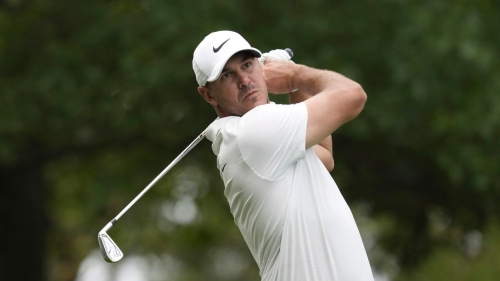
240 102 307 131
244 102 307 117
238 102 309 179
238 102 308 149
206 117 239 142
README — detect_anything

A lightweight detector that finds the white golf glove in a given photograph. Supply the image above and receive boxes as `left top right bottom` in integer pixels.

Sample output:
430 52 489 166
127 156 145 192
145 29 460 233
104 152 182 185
259 49 298 92
258 49 294 65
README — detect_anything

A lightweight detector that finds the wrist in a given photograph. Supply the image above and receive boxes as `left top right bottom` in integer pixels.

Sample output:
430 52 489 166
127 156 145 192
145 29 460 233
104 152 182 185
289 88 312 104
290 64 307 92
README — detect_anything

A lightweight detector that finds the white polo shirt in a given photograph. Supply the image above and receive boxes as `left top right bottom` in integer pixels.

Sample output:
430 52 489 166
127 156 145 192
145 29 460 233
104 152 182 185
206 102 373 281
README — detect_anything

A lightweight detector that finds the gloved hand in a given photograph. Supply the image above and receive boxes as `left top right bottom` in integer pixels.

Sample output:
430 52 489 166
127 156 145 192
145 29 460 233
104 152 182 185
259 49 298 92
258 49 294 66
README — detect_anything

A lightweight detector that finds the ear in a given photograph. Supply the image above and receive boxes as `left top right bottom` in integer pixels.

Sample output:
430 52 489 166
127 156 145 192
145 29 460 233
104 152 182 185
198 86 218 107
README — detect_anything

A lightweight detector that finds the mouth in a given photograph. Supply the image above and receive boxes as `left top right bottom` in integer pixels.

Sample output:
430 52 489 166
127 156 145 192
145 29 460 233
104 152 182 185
243 89 259 100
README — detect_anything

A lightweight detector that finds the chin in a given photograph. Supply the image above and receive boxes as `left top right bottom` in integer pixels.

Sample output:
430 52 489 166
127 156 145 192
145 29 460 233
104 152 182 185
240 100 267 116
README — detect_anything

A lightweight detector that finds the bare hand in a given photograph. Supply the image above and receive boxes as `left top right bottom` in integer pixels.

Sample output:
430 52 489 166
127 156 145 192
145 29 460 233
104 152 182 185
262 60 297 94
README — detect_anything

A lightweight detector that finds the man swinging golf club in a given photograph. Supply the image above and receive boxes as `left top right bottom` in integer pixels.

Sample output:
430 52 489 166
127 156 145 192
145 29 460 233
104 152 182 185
194 30 374 280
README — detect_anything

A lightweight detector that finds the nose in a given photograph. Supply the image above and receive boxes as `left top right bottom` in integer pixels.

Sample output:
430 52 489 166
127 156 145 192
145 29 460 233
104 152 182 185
236 71 251 89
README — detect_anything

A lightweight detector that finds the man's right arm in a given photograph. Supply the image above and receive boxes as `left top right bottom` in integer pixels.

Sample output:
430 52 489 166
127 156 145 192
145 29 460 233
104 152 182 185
263 61 367 149
295 64 367 149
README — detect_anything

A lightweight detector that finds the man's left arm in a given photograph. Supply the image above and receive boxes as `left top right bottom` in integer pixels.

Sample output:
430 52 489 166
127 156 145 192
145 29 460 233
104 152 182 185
289 90 334 171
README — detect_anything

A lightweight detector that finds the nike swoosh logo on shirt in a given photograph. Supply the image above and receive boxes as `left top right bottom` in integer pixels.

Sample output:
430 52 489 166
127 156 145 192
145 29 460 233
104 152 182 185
221 163 227 172
213 38 230 53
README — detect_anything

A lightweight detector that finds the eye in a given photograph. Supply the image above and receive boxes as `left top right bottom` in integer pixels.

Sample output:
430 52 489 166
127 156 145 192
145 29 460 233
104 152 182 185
243 61 252 68
221 72 231 80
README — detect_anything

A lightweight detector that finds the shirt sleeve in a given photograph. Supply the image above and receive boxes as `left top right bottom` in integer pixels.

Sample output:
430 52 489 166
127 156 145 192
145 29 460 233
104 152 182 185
237 102 308 180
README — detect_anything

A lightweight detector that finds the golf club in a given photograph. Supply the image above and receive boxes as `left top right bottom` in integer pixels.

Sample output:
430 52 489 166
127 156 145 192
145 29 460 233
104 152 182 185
98 123 213 263
98 48 294 263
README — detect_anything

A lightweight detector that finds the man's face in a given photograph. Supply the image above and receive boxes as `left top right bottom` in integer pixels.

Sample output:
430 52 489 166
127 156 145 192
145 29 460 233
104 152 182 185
198 51 269 117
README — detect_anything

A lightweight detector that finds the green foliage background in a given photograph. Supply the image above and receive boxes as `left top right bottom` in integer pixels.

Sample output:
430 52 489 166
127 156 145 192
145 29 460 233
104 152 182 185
0 0 499 280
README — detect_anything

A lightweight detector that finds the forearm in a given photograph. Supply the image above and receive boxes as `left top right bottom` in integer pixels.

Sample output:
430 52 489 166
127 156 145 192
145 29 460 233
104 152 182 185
264 60 365 153
291 64 357 98
293 64 365 148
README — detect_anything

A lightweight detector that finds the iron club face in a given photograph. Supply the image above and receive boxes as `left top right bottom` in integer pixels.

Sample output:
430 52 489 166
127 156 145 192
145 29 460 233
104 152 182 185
98 221 123 263
98 231 123 263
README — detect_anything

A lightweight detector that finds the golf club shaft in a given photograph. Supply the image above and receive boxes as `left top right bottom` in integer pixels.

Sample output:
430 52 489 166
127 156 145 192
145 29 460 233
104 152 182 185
104 121 215 231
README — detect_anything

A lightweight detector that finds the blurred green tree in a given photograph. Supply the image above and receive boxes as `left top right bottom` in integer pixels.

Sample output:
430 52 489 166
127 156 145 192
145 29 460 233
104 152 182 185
0 0 498 280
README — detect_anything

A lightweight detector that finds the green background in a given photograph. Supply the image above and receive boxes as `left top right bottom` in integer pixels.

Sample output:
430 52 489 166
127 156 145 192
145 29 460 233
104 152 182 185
1 0 499 280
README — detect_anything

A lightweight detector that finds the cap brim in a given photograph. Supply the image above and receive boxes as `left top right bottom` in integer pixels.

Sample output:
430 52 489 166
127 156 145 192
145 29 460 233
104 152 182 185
207 48 262 83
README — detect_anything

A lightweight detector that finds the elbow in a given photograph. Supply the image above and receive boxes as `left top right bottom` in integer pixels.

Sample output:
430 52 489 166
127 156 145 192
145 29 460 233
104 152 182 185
322 156 334 172
349 83 367 119
327 158 334 172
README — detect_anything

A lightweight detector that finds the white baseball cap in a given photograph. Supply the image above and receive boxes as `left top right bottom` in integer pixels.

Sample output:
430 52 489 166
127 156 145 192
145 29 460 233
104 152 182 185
193 31 261 86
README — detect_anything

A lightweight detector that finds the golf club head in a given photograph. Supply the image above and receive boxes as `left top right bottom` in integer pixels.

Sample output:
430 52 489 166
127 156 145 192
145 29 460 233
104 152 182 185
98 232 124 263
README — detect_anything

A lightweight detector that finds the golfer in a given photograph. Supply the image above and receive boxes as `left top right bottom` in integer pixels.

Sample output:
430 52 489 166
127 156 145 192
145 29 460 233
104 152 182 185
193 31 373 281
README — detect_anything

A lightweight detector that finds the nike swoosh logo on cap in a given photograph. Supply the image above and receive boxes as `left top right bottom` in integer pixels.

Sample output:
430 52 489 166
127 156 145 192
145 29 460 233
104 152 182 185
213 38 230 53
